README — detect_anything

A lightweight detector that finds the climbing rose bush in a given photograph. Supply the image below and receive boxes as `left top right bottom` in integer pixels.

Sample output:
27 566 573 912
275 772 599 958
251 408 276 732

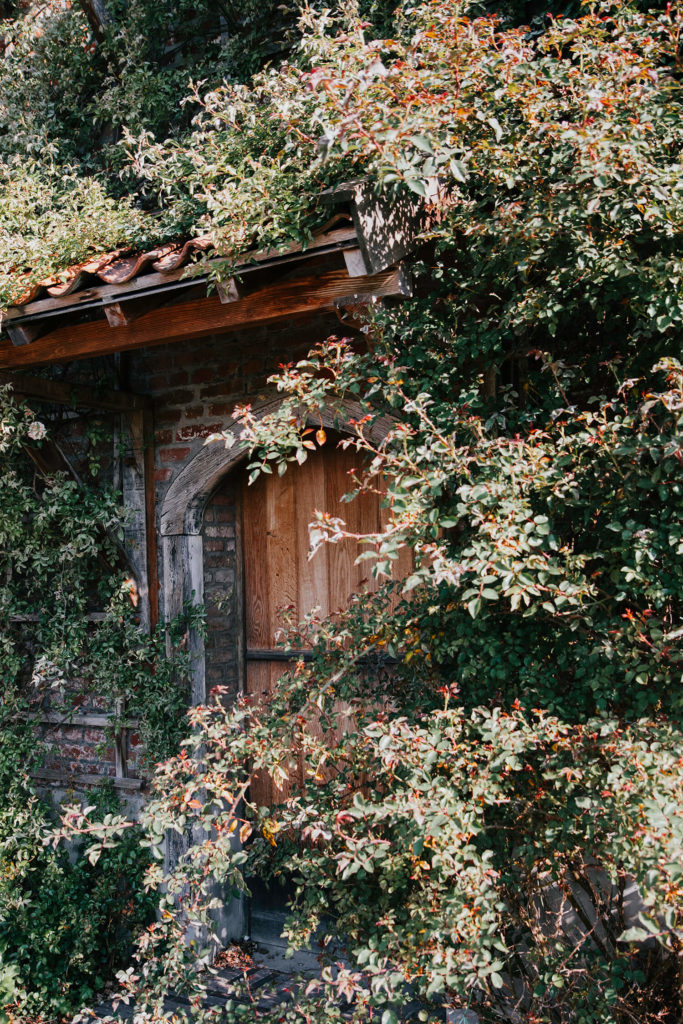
38 0 683 1021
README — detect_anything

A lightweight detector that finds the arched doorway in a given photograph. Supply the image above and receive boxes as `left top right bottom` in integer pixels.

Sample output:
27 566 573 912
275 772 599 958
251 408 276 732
159 397 400 948
202 432 411 798
201 432 410 952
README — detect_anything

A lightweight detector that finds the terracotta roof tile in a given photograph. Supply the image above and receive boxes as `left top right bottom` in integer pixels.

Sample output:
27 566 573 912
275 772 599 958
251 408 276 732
16 236 214 305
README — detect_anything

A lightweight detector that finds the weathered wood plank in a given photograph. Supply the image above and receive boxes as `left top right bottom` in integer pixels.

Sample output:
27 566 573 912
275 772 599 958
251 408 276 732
243 471 270 709
325 445 359 612
143 406 159 630
296 445 330 624
0 266 405 369
32 767 144 790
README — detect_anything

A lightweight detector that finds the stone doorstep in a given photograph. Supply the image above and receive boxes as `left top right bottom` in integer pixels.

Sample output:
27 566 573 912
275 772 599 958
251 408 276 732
92 947 455 1022
92 963 295 1020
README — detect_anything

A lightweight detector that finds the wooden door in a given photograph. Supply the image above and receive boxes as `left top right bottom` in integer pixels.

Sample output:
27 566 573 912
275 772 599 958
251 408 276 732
241 437 409 805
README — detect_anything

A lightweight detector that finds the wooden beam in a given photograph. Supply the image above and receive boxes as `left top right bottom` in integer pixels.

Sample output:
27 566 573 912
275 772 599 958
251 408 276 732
27 711 140 728
124 407 159 631
23 438 83 483
7 322 41 347
1 373 152 413
334 263 413 326
0 266 405 370
4 225 358 325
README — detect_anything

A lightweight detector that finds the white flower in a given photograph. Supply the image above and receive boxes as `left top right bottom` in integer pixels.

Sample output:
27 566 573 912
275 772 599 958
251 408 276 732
27 420 47 440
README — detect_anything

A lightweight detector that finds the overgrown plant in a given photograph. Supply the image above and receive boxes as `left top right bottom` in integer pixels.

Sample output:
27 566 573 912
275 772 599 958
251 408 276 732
0 388 200 1019
3 0 683 1021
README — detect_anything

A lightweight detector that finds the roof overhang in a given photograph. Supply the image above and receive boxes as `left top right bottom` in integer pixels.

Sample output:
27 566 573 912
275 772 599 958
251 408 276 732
0 181 439 370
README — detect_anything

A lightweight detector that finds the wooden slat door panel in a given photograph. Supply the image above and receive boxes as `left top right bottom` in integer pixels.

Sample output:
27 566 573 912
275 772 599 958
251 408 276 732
241 437 408 805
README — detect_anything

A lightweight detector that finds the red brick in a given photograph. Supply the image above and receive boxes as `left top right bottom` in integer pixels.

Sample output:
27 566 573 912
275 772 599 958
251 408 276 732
204 538 225 551
201 383 236 399
191 368 215 384
154 468 172 482
159 446 191 462
61 727 84 742
216 361 239 377
204 554 228 568
149 375 168 390
176 423 222 441
83 728 107 744
208 402 236 417
183 405 205 420
154 429 173 445
168 370 189 386
216 508 234 522
155 408 183 425
164 389 194 406
147 353 176 372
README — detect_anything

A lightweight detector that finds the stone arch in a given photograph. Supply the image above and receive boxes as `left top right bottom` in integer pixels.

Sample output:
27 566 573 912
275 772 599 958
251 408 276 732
159 394 393 703
160 395 393 538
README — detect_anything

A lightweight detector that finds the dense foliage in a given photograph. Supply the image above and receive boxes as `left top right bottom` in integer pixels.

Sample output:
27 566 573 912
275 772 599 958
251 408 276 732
1 0 682 1022
0 786 156 1020
0 392 199 1019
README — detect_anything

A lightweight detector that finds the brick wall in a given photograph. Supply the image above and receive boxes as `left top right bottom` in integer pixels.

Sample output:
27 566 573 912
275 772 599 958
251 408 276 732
126 314 336 508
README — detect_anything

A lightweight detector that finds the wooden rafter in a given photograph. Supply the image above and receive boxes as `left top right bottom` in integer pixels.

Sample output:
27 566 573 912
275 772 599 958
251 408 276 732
1 374 152 413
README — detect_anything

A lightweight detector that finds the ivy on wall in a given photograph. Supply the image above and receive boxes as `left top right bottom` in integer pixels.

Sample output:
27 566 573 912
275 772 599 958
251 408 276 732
0 388 200 1018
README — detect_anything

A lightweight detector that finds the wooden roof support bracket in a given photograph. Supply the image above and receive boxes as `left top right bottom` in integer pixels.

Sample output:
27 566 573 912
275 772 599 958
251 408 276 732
322 177 447 276
216 277 248 304
102 292 170 327
6 322 42 347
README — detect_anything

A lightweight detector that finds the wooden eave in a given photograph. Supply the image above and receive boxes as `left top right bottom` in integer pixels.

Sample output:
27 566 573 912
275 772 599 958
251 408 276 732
0 181 438 370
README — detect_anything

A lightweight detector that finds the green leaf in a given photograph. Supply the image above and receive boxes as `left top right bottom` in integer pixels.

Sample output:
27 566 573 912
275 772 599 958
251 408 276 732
406 178 427 197
410 134 434 154
450 159 468 183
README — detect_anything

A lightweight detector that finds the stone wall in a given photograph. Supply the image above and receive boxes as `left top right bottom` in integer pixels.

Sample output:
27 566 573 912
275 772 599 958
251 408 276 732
202 477 241 700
